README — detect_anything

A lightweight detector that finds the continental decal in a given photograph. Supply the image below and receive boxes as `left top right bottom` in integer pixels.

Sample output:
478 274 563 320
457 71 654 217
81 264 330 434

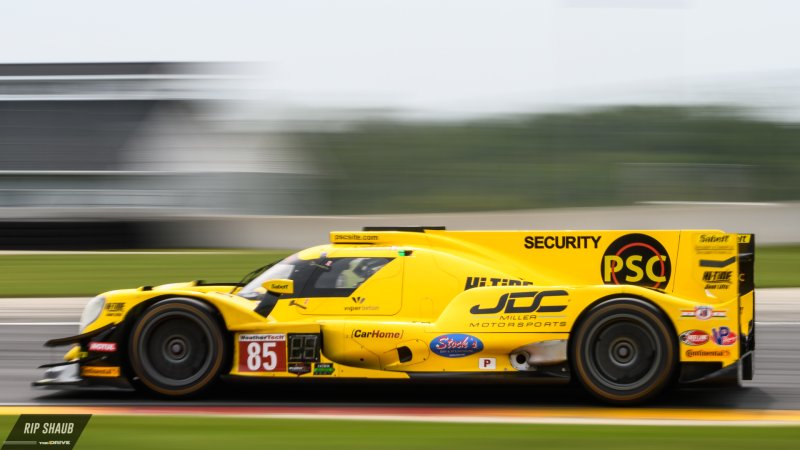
464 277 532 290
524 235 601 250
80 366 121 378
601 233 671 289
352 329 403 339
685 349 730 358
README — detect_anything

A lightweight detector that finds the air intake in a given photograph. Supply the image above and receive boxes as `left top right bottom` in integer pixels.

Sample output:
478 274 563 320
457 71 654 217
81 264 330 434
362 226 445 232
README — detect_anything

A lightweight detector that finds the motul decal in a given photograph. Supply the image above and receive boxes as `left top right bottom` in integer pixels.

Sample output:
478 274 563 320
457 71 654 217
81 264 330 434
88 342 117 352
680 330 709 346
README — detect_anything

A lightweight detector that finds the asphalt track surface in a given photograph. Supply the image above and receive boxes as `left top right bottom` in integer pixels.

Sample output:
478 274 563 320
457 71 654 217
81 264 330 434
1 290 798 411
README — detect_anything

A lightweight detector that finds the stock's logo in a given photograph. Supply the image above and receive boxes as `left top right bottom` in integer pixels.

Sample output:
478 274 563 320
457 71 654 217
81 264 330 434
429 334 484 358
601 233 671 289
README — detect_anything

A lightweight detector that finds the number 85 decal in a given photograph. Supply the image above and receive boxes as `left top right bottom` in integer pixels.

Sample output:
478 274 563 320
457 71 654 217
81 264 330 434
238 334 287 373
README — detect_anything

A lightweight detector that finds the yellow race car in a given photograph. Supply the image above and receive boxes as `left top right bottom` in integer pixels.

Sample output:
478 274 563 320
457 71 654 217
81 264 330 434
35 227 756 404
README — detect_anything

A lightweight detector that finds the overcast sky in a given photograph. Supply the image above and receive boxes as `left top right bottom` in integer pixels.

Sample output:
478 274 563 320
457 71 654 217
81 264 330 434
1 0 798 115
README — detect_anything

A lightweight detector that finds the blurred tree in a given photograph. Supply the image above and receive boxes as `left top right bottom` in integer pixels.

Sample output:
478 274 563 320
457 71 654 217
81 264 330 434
295 106 800 214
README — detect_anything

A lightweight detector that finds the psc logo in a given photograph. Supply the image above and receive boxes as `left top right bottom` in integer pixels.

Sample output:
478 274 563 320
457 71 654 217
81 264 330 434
601 233 671 289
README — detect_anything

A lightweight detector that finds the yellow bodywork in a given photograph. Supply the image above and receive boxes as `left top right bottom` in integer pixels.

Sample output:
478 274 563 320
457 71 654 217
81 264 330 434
76 229 753 382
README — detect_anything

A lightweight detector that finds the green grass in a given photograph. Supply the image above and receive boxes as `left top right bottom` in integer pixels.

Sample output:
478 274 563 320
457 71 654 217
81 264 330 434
755 245 800 288
0 245 797 297
0 251 290 297
1 416 799 450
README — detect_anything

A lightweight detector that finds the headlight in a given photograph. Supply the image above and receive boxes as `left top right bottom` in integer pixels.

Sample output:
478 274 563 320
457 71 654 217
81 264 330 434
79 295 106 332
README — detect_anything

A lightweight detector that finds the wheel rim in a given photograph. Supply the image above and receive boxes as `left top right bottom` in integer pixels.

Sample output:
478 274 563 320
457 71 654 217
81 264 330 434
582 312 663 392
137 310 216 388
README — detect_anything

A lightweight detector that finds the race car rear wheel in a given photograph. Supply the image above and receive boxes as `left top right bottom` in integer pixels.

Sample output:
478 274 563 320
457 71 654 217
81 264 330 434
129 298 227 397
571 299 676 404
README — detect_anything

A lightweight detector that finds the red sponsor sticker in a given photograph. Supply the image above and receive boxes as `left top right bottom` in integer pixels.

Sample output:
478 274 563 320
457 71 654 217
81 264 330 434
88 342 117 352
238 334 286 373
720 332 737 346
680 330 709 346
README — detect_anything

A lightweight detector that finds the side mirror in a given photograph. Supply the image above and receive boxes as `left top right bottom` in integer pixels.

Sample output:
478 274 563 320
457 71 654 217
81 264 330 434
262 279 294 296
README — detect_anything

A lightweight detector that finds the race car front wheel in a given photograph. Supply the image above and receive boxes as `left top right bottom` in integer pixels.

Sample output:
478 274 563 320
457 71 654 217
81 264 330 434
129 298 227 397
571 299 676 404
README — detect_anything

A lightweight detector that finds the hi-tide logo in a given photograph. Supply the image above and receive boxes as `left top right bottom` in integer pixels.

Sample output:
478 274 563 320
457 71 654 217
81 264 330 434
601 233 671 289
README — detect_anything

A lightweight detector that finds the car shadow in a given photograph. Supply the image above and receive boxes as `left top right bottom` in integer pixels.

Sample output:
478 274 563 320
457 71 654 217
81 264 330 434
32 380 778 410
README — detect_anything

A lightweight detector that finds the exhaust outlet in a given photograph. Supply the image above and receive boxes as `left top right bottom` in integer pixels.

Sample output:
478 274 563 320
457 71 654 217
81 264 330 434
510 351 532 371
509 339 568 371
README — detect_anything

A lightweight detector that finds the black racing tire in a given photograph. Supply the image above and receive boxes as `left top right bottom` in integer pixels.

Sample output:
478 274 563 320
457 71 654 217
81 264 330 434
571 299 676 404
129 298 227 397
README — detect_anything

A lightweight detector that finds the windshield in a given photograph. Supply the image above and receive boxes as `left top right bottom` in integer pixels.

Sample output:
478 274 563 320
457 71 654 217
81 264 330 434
237 254 315 300
237 253 394 301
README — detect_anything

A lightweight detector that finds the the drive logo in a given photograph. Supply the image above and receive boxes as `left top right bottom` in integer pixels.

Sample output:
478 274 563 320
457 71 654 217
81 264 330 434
601 233 671 289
